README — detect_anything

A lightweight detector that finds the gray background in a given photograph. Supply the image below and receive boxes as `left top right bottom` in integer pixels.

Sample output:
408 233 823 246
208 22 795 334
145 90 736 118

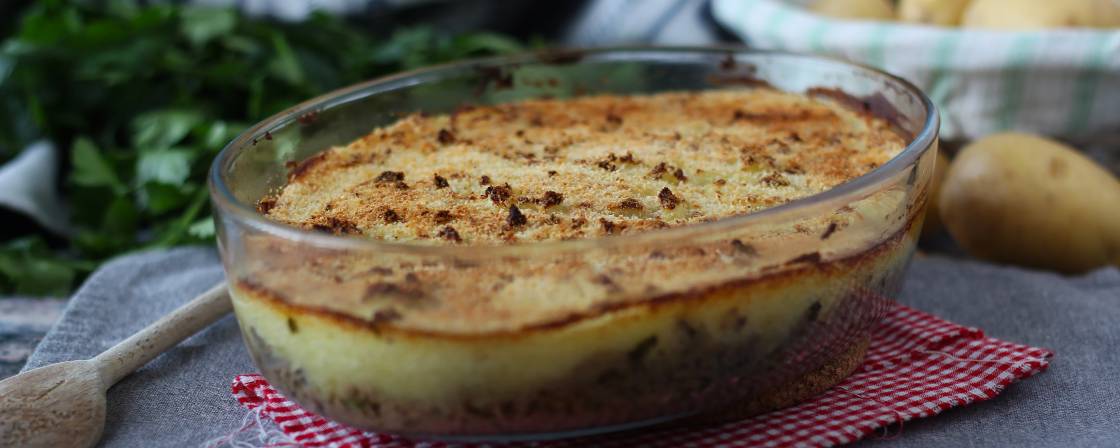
14 247 1120 447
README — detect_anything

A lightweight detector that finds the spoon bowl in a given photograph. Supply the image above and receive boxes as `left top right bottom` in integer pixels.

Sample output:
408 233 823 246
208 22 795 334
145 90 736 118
0 360 106 448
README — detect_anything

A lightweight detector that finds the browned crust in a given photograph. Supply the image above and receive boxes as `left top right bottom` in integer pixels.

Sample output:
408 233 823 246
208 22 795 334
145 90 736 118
261 89 907 244
235 211 918 341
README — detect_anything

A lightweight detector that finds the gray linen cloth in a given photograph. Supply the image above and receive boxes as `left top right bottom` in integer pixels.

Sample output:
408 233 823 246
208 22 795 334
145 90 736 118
21 247 1120 447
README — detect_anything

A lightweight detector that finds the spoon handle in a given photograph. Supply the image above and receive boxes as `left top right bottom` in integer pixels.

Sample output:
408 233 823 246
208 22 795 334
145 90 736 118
93 281 232 386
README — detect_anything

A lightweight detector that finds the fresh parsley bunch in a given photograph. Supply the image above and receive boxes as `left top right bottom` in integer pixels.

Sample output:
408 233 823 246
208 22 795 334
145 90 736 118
0 0 522 296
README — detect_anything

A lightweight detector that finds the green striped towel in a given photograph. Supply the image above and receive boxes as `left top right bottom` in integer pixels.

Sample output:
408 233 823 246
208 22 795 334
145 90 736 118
711 0 1120 143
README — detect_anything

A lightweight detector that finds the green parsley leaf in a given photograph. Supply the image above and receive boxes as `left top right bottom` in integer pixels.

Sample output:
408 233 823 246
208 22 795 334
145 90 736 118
131 109 204 150
70 137 127 194
136 148 195 186
180 7 236 46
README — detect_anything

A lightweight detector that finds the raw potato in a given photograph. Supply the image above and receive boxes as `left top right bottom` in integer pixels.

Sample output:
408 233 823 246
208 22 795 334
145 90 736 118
811 0 896 21
899 0 972 26
921 150 950 239
939 133 1120 273
961 0 1120 29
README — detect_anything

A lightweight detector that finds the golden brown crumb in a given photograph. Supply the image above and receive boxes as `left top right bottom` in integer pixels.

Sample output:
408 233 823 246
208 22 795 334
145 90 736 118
263 89 906 244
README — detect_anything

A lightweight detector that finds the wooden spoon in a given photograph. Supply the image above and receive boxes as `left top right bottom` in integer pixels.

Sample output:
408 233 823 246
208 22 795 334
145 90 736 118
0 281 232 448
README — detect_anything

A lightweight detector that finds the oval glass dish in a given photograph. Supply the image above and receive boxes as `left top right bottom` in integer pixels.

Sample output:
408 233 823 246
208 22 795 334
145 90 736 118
209 48 939 441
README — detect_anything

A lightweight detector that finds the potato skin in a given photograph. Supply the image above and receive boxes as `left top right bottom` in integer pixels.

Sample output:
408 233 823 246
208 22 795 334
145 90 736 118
811 0 895 21
898 0 972 26
961 0 1120 29
939 133 1120 273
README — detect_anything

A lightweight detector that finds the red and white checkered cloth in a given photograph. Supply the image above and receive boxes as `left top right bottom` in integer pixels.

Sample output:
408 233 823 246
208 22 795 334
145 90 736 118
227 303 1052 448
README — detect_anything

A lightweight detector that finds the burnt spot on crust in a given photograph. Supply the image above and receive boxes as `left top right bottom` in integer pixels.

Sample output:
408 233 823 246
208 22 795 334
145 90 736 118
761 172 790 187
507 205 528 227
821 222 839 240
433 210 453 224
658 187 680 210
257 195 278 215
547 170 558 177
375 171 405 183
540 191 564 208
438 226 462 243
597 152 640 172
312 217 360 235
673 167 688 182
610 198 644 212
606 113 623 126
648 162 688 182
433 174 450 189
383 209 402 224
287 317 299 334
479 175 491 186
485 183 513 204
600 218 619 234
437 128 456 145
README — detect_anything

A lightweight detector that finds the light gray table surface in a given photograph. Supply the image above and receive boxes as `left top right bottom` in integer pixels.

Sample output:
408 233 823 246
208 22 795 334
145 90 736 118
10 247 1120 447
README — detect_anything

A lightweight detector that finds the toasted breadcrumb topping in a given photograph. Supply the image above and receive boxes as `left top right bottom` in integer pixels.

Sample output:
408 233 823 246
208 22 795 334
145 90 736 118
263 89 905 244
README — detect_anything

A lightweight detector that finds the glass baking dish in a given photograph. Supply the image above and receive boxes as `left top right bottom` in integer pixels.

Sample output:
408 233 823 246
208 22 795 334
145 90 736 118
208 47 938 441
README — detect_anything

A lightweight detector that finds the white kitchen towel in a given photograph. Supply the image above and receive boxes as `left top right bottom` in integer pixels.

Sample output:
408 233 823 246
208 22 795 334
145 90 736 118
711 0 1120 144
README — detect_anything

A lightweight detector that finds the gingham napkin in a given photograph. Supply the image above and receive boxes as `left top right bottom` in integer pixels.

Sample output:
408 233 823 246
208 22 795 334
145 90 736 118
226 303 1051 448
